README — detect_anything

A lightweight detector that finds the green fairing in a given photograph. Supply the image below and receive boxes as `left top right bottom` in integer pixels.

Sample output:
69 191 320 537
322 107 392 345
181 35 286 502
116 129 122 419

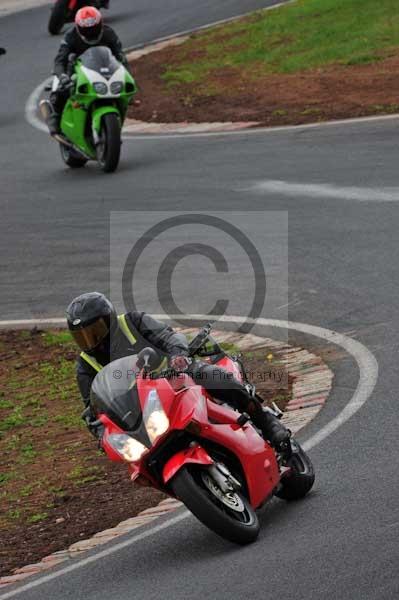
92 105 120 134
60 54 137 159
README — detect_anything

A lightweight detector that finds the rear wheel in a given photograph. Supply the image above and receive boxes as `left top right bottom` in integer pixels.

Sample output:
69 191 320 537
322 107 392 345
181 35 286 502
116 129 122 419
59 144 87 169
171 465 259 545
48 0 69 35
274 441 315 501
96 113 121 173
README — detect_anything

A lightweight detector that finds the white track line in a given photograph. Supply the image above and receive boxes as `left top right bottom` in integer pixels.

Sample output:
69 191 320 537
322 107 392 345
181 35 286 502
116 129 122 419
120 113 399 140
248 180 399 202
0 314 378 598
0 513 190 600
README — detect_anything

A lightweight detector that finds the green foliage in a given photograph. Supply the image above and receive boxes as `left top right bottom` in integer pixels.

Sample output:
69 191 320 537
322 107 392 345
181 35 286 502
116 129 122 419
0 329 86 530
0 397 13 410
219 341 240 354
0 406 24 431
30 414 48 427
19 443 37 463
27 512 48 524
54 412 83 429
68 464 105 485
20 483 35 497
0 472 15 486
272 109 288 117
42 330 73 346
162 0 399 88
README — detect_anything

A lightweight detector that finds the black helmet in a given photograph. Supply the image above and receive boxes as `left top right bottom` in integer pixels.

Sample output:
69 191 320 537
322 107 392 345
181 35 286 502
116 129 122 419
66 292 117 352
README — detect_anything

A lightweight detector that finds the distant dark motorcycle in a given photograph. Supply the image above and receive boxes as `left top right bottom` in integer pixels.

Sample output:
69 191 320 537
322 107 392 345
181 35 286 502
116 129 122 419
48 0 110 35
0 48 6 56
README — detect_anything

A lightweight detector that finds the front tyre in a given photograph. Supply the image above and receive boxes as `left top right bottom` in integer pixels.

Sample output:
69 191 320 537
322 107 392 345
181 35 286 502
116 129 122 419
96 113 121 173
59 144 87 169
48 0 69 35
275 441 315 501
171 466 259 545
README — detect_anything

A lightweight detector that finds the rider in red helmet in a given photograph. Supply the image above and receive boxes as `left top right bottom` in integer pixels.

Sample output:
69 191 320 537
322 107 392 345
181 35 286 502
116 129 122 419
48 6 130 135
75 6 104 44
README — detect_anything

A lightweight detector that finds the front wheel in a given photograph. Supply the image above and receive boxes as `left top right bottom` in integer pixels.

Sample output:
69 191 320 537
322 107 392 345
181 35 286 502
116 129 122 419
59 144 87 169
274 441 315 501
48 0 69 35
96 113 121 173
171 466 259 545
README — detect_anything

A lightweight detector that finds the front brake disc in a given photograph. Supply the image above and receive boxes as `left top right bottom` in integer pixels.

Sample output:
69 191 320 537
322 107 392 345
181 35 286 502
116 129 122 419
201 472 245 512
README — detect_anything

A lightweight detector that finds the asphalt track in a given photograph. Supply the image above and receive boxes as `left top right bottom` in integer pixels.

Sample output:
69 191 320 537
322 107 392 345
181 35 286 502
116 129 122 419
1 1 398 599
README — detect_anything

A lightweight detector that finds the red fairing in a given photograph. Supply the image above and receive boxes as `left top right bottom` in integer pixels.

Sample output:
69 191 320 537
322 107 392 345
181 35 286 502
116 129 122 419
163 445 213 484
214 354 244 382
205 400 280 508
99 348 281 511
68 0 78 9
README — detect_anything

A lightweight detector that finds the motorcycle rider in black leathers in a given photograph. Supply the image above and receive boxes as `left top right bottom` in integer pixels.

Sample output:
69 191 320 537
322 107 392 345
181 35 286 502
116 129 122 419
48 6 129 135
66 292 290 450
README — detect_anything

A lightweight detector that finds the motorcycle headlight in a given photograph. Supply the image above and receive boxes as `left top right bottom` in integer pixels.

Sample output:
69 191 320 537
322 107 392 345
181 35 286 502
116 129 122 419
110 81 124 95
93 82 108 95
107 434 146 462
143 390 169 443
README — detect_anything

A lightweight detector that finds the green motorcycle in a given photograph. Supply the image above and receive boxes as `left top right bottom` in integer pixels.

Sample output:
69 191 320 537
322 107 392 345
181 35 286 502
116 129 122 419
41 46 137 173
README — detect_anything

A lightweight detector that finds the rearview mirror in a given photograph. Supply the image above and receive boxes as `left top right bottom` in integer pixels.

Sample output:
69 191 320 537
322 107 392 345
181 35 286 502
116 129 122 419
136 347 160 372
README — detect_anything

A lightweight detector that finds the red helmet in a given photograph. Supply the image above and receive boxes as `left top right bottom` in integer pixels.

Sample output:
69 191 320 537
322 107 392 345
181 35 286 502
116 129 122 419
75 7 103 45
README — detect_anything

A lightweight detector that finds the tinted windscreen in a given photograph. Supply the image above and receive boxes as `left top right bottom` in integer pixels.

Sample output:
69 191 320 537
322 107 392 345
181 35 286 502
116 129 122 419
80 46 121 76
90 356 142 432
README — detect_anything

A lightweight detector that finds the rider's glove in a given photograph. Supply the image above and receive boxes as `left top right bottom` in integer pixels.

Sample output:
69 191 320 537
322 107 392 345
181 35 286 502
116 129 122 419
169 355 192 373
59 73 71 88
82 407 104 442
88 420 105 442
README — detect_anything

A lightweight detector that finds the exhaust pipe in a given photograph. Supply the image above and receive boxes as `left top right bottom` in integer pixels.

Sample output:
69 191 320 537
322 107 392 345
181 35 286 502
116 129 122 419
39 99 52 122
53 134 92 161
39 99 91 161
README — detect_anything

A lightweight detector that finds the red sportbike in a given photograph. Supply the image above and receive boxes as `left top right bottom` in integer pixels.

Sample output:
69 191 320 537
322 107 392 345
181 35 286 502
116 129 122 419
90 324 315 544
48 0 109 35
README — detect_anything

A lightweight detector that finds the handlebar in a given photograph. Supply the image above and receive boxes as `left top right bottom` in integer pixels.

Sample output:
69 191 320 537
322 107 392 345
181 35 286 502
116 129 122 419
188 322 213 356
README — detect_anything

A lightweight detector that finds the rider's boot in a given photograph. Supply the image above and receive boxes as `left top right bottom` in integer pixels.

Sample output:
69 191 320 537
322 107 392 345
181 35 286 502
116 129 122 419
256 408 291 450
47 112 61 136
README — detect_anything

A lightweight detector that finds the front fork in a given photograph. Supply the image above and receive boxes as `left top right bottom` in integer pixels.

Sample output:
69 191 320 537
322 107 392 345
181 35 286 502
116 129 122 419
207 463 241 494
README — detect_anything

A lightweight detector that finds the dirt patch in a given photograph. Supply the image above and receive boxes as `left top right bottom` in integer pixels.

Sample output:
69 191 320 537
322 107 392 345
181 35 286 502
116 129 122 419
128 46 399 126
0 329 290 576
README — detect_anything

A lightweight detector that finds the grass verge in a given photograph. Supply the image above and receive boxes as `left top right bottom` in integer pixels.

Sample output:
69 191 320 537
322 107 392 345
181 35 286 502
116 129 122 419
162 0 399 86
0 328 290 576
128 0 399 125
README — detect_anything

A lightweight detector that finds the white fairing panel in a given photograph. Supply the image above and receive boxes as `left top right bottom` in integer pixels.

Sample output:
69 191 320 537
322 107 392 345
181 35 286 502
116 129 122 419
81 65 126 97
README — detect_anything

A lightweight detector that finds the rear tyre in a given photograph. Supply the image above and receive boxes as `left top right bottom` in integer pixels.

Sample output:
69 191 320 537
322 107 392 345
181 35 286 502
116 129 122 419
96 113 121 173
274 441 315 501
59 144 87 169
48 0 69 35
171 466 259 545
